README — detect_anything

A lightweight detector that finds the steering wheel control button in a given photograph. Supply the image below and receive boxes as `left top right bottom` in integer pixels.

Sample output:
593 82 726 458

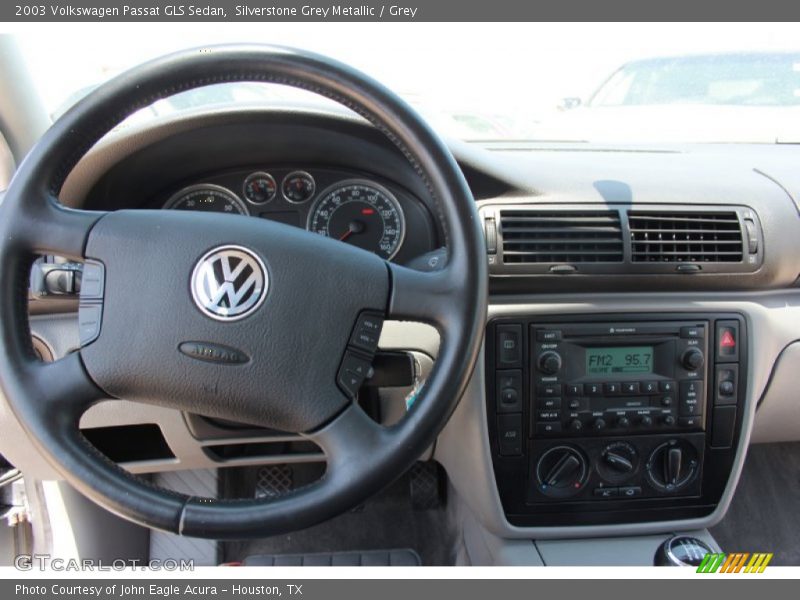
349 312 384 354
496 324 522 368
79 260 104 298
190 245 268 321
496 370 522 413
78 303 102 346
497 414 523 456
337 352 374 399
338 312 385 399
78 259 105 346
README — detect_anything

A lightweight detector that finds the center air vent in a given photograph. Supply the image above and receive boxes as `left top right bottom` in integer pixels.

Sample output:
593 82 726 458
499 210 624 264
628 211 743 263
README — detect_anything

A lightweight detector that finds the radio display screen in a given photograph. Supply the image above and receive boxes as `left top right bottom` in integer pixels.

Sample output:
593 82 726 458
586 346 654 375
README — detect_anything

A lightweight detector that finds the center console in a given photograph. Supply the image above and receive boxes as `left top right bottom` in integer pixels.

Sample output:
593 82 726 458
486 313 747 526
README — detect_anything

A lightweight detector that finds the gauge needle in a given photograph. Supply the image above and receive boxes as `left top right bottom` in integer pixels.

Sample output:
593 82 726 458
339 220 365 242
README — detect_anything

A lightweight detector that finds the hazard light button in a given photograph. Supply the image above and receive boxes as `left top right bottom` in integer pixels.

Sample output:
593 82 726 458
716 321 739 363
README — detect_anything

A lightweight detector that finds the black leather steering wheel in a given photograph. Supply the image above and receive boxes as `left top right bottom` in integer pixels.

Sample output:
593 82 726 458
0 45 487 538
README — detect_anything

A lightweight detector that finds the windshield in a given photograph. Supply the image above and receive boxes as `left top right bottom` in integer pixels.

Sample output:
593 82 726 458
11 23 800 143
590 53 800 107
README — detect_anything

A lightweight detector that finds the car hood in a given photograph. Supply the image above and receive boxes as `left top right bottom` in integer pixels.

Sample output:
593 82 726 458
533 105 800 144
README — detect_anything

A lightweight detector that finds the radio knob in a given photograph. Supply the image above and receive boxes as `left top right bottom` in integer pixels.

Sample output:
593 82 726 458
639 415 653 427
617 416 630 428
681 348 705 371
538 351 562 375
592 418 607 431
663 415 676 426
568 419 583 432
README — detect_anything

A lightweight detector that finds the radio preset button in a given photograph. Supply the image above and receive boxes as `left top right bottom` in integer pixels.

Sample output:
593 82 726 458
586 383 603 396
659 381 676 393
566 383 583 396
622 382 640 394
603 382 621 395
642 381 659 394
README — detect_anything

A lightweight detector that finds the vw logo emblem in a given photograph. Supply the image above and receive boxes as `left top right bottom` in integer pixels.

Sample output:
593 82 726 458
191 245 268 321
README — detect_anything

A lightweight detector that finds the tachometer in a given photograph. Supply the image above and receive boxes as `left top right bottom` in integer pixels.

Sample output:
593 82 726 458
163 184 249 215
307 180 405 260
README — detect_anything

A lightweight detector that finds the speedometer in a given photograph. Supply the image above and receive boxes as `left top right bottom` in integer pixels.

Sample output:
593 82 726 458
163 184 249 215
307 180 405 260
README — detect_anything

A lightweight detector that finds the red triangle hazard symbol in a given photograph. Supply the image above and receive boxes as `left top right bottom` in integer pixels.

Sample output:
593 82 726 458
720 331 736 348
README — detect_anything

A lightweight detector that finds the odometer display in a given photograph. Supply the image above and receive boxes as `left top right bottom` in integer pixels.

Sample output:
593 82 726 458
307 180 405 260
163 184 248 215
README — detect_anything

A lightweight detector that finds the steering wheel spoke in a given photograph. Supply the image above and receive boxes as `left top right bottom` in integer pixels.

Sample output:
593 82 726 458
23 352 103 425
308 402 390 473
18 192 105 260
387 262 459 329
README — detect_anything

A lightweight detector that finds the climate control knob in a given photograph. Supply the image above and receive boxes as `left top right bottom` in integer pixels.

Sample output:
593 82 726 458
537 351 563 375
536 446 588 498
598 441 639 483
646 439 699 492
681 348 705 371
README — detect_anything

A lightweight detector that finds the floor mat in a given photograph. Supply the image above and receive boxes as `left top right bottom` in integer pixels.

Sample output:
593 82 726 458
711 442 800 566
221 465 456 566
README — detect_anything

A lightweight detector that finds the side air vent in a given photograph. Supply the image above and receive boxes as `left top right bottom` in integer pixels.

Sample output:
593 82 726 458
499 210 624 264
628 211 743 263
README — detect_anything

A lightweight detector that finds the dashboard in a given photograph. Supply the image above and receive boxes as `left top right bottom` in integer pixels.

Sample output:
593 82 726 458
153 167 434 262
7 105 800 541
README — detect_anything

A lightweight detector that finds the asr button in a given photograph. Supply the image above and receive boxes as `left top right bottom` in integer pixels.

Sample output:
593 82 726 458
498 414 523 456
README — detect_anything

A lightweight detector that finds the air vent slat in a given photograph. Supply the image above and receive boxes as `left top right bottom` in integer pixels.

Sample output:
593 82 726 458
629 210 743 263
499 210 623 264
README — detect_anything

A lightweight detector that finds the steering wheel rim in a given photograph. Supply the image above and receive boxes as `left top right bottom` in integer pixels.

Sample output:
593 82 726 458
0 45 487 538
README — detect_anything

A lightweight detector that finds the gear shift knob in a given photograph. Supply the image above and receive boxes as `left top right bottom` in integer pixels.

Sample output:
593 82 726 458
654 535 713 566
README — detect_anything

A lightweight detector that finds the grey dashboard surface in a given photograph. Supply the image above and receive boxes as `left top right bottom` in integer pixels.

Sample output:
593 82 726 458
3 107 800 540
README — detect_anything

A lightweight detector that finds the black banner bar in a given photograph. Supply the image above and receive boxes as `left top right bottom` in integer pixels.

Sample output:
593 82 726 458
3 0 800 22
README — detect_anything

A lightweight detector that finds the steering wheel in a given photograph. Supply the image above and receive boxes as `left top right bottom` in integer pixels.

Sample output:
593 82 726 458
0 46 487 538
